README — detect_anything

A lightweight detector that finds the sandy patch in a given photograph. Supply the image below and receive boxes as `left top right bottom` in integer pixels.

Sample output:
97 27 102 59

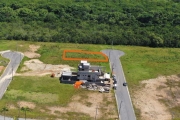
16 59 74 77
0 66 4 73
132 75 180 120
46 92 118 119
8 104 16 109
29 45 40 52
48 92 104 118
18 101 36 109
24 45 41 58
24 52 40 58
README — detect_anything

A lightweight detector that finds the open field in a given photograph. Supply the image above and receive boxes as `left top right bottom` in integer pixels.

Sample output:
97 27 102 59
0 53 9 75
1 40 180 83
63 50 108 62
0 76 118 119
0 40 180 119
0 40 117 119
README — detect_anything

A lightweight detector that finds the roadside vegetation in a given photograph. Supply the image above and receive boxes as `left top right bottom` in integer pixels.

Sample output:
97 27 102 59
0 57 8 67
0 54 9 76
0 0 179 47
117 46 180 86
0 76 117 119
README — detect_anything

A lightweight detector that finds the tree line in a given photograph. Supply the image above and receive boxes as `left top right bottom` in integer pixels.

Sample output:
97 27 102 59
0 0 179 47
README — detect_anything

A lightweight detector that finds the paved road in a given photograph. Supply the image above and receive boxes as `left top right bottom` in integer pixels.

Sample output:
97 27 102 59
0 51 35 120
0 51 24 99
102 49 136 120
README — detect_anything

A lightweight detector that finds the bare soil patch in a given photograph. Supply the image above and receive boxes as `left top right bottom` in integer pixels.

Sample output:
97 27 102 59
29 45 40 52
132 75 180 120
16 59 74 77
24 45 41 58
24 52 40 58
18 101 36 109
0 66 4 73
47 92 117 119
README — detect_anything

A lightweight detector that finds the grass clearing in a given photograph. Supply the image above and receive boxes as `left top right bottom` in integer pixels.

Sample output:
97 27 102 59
0 56 9 66
65 51 106 59
115 46 180 86
5 76 76 105
1 40 180 119
0 76 83 118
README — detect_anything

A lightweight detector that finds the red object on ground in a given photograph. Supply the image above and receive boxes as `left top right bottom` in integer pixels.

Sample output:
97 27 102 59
74 81 83 89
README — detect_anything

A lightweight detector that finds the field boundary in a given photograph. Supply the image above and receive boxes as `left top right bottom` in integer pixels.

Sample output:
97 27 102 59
62 50 108 62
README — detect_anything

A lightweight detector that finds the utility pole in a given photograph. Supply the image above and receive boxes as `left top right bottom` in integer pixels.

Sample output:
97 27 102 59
95 105 98 120
16 43 18 51
2 107 8 120
112 40 113 49
12 67 13 80
118 101 123 119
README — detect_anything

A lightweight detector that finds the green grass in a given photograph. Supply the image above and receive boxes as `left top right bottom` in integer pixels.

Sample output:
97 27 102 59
0 49 10 75
61 112 91 120
1 40 180 119
170 107 180 120
16 56 30 73
0 76 83 118
37 42 111 72
4 76 76 105
0 56 9 66
65 52 106 60
114 46 180 86
1 40 180 87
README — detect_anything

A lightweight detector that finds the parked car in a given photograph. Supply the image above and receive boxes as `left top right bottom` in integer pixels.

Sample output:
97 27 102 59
113 80 117 90
123 82 127 86
113 83 117 90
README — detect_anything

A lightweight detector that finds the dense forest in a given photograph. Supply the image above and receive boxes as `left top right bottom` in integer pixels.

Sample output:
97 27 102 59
0 0 180 47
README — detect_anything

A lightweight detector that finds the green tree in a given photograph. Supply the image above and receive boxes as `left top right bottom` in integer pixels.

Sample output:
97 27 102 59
21 107 30 120
0 7 17 22
1 107 8 120
44 12 57 22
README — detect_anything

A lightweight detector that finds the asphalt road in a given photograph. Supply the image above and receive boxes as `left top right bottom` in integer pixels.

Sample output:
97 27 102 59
102 49 136 120
0 51 24 99
0 50 34 120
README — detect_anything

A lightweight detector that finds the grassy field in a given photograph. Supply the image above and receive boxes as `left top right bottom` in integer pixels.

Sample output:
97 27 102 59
0 40 178 84
0 76 79 119
65 52 106 60
1 40 180 119
0 76 117 119
117 46 180 86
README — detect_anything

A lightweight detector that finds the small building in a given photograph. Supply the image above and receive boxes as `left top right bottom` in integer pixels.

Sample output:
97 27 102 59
60 60 110 85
